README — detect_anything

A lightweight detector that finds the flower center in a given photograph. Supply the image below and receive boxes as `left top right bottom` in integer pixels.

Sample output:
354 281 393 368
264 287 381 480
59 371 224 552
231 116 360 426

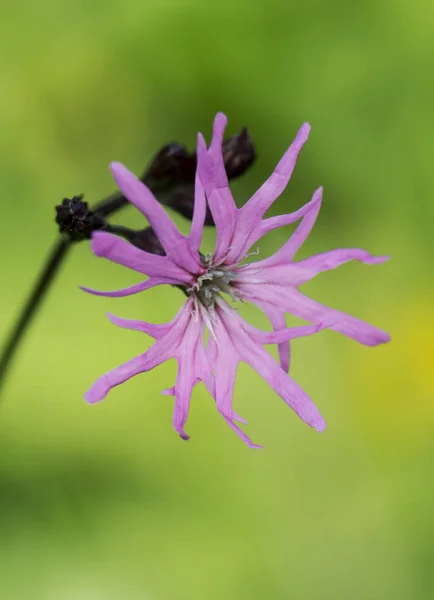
188 254 238 308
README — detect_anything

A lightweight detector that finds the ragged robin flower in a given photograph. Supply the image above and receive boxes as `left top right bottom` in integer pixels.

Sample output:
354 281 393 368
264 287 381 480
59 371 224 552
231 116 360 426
82 113 390 448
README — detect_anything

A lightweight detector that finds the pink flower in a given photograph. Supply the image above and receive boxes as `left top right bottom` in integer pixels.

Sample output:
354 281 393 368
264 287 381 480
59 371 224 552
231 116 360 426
83 113 390 448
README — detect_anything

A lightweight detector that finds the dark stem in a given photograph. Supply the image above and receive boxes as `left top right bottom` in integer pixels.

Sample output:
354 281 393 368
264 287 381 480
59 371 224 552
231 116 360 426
91 190 129 218
0 190 167 396
0 193 157 397
0 237 71 393
0 189 132 395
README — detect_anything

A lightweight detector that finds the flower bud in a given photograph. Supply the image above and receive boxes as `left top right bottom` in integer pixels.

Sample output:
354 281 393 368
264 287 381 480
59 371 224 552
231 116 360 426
55 196 105 241
143 127 256 224
222 127 256 179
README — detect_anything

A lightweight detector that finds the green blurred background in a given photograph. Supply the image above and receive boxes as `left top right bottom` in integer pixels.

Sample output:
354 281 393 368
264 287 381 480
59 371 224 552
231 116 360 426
0 0 433 598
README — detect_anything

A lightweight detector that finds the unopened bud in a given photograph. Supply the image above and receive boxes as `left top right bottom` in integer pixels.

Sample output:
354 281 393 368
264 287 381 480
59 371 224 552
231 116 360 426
55 196 106 241
222 127 256 179
144 143 196 189
144 127 256 224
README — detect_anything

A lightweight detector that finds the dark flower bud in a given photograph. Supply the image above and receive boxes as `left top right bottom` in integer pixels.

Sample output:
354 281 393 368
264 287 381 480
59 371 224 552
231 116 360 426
221 127 256 179
143 127 256 225
144 128 256 189
55 196 106 241
143 143 196 189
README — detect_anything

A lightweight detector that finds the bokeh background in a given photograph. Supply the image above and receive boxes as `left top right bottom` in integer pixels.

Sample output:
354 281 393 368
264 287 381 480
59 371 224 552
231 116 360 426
0 1 433 598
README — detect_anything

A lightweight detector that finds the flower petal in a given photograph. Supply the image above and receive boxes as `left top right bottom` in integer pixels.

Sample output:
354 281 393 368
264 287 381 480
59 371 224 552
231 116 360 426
215 297 325 431
245 283 391 347
110 162 201 272
242 122 311 220
173 365 195 440
107 313 173 339
173 335 249 426
244 318 327 345
161 386 175 396
227 123 311 263
215 355 239 420
236 246 390 290
91 231 193 283
216 297 326 369
260 304 290 372
80 277 175 298
197 113 237 263
205 334 218 365
212 316 242 421
84 355 147 404
292 248 390 284
188 159 206 255
259 187 323 267
222 416 263 449
232 189 322 262
172 313 203 439
216 299 290 371
284 288 391 346
85 301 194 405
241 342 326 432
195 341 216 398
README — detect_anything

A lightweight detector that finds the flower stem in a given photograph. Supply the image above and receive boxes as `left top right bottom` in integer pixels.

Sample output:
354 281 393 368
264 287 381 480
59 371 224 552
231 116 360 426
0 237 71 394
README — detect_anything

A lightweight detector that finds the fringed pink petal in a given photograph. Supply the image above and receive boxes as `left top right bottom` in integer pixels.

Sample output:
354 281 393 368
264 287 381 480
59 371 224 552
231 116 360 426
216 298 327 367
85 301 194 406
110 162 201 273
161 386 175 396
235 248 389 290
91 231 193 283
226 123 311 263
232 412 248 425
242 342 326 432
164 338 249 426
188 161 206 255
85 324 185 405
258 304 290 372
257 191 322 238
215 358 239 420
245 122 311 218
215 302 325 431
291 248 390 284
230 190 322 263
195 342 216 398
222 416 263 449
215 299 290 372
243 319 327 345
282 288 391 346
80 277 175 298
258 187 323 268
172 312 203 440
205 334 218 365
212 316 242 421
197 114 238 263
208 113 234 189
107 313 173 339
243 283 390 347
84 355 147 404
107 297 193 341
172 365 195 440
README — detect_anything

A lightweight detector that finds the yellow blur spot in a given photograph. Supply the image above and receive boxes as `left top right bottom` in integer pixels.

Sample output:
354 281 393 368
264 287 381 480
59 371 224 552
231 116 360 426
350 296 434 452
